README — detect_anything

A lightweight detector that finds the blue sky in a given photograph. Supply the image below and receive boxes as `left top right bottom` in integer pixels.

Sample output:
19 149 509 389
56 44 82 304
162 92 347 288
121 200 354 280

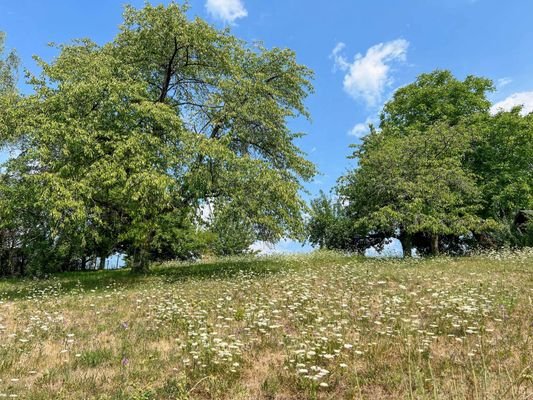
2 0 533 254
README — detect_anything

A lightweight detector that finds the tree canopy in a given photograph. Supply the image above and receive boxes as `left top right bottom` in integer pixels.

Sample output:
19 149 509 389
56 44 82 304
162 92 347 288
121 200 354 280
2 12 532 274
380 70 493 131
309 70 532 256
340 122 489 256
472 108 533 221
0 3 315 275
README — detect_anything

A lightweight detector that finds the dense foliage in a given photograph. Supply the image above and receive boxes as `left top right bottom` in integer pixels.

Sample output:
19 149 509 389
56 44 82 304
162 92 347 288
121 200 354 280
1 7 531 274
0 3 315 275
308 71 532 256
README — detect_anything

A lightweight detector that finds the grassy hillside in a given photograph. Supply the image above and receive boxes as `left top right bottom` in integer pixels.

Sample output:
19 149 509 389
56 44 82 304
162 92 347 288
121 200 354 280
0 251 532 399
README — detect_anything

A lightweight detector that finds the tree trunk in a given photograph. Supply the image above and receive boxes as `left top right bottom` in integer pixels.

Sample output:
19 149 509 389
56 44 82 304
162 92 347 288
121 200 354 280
98 254 106 270
399 232 413 258
131 248 150 274
18 255 25 276
430 234 440 256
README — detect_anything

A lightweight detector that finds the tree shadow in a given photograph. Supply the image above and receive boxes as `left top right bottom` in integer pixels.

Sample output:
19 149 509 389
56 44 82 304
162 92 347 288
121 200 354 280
152 257 291 282
0 257 292 301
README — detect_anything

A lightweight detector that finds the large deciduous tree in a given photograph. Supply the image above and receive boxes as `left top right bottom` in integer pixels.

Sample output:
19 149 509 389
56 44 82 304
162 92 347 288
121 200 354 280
340 123 489 256
341 71 496 256
1 3 315 273
310 70 503 257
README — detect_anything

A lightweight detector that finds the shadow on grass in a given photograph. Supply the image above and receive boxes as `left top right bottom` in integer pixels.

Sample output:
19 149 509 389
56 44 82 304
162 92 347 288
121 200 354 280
0 256 296 301
152 256 294 282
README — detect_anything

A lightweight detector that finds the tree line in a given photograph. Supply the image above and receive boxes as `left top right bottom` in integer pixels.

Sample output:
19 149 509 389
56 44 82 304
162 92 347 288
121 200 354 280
0 3 315 275
307 71 532 256
1 4 531 276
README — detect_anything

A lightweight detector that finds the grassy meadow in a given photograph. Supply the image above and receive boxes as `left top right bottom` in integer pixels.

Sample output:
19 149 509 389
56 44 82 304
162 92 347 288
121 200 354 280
0 251 532 399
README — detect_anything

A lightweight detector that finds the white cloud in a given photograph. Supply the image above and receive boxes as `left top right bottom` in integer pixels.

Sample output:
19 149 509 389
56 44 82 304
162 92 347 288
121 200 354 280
348 116 377 138
491 91 533 115
331 39 409 106
331 42 348 70
349 123 368 137
205 0 247 23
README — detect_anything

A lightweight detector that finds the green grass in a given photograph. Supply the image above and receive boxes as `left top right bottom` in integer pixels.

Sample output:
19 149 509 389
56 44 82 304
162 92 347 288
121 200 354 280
0 250 532 399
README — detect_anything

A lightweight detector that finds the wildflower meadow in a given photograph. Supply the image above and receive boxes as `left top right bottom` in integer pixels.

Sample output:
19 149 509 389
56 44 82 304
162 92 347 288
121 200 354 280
0 251 531 399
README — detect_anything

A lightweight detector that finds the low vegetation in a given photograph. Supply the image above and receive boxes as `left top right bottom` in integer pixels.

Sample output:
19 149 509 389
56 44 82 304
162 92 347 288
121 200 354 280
1 251 531 399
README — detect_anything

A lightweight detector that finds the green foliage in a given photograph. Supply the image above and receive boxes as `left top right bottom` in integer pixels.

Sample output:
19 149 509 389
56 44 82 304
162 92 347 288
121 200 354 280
306 191 365 253
340 122 490 255
471 108 533 221
341 71 498 255
380 69 494 131
308 70 528 257
0 33 23 276
307 192 344 249
0 32 19 147
144 212 212 262
0 32 18 94
0 3 315 275
206 203 257 257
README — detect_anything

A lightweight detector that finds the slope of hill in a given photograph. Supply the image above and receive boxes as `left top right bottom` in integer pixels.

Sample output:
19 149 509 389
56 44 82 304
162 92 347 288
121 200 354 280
1 251 532 399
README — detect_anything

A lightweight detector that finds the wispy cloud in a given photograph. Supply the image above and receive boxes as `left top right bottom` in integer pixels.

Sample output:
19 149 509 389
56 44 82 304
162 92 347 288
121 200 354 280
331 39 409 107
491 91 533 115
205 0 248 23
496 77 512 89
